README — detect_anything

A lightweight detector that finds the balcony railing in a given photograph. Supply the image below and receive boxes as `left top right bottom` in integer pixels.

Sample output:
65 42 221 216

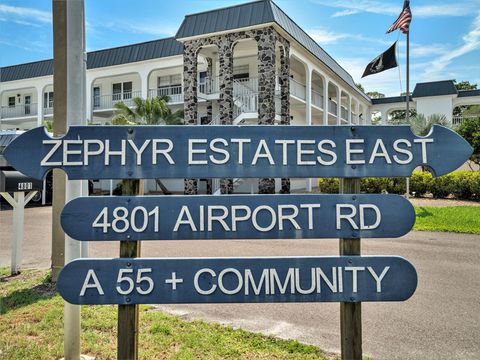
234 77 258 96
148 86 183 103
290 78 306 100
341 106 348 120
452 114 479 127
328 100 337 115
93 91 142 111
1 104 38 119
198 76 220 95
43 107 53 116
312 90 324 109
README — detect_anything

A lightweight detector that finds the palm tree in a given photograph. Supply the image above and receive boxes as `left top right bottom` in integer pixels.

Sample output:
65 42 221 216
112 96 183 125
111 95 184 195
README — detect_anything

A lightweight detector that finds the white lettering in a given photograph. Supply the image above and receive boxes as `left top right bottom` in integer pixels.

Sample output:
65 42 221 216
79 269 104 296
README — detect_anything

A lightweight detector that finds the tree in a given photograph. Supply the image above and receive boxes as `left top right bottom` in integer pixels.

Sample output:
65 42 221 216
112 96 183 125
388 109 417 124
453 81 478 116
454 80 477 91
355 83 365 92
366 91 385 99
410 114 448 136
456 117 480 166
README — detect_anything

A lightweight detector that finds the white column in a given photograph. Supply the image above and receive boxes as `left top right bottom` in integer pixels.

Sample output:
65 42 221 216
305 66 312 125
86 75 93 123
140 71 149 99
337 87 341 125
348 95 352 124
355 102 360 124
36 86 43 127
11 192 24 275
323 77 329 125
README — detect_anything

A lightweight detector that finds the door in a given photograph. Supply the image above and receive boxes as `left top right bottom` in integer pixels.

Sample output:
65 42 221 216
24 95 31 115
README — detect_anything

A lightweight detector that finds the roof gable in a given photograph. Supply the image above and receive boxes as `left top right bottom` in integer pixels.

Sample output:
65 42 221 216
412 80 458 98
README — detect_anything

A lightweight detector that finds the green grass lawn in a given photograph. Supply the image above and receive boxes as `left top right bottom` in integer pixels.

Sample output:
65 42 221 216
0 268 335 360
414 206 480 234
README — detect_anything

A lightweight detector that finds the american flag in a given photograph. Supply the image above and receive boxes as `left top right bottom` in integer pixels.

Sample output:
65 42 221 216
386 0 412 34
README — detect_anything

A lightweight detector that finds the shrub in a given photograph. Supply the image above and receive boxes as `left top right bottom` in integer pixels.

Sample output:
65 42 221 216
430 174 455 198
410 172 432 197
317 178 339 193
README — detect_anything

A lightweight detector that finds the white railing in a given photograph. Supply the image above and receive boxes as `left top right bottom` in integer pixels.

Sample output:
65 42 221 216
341 106 348 120
312 90 324 109
452 114 479 127
290 78 306 100
328 100 337 115
233 92 259 120
43 107 53 116
148 86 183 103
234 77 258 96
198 76 220 95
1 104 38 119
93 91 142 111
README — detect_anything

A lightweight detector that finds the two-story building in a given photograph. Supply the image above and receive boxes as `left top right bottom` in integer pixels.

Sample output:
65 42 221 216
1 0 479 195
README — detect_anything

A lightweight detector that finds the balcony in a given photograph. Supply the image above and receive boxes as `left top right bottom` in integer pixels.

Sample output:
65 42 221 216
93 91 142 111
148 86 183 104
198 76 220 95
452 114 479 127
341 106 348 121
1 104 38 119
290 78 306 100
43 107 53 116
312 90 324 109
328 100 337 115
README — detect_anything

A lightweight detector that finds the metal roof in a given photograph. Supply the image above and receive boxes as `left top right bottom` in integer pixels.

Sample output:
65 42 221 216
412 80 458 98
371 96 412 105
458 89 480 97
176 0 370 102
1 37 183 82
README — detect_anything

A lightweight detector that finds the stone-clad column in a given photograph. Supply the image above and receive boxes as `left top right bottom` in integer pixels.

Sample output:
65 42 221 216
183 41 199 195
183 42 198 125
218 38 234 125
218 38 234 194
257 27 277 194
279 44 291 194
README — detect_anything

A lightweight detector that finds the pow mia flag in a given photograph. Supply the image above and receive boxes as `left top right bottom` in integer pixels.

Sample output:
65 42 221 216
362 42 398 78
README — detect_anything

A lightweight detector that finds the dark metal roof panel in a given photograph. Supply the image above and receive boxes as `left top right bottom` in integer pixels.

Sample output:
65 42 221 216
412 80 458 98
1 38 183 82
371 96 412 105
1 59 53 82
458 89 480 97
176 0 274 38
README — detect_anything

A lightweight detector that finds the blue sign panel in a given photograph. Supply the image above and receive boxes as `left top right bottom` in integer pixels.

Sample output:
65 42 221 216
4 125 472 180
61 194 414 241
57 256 417 305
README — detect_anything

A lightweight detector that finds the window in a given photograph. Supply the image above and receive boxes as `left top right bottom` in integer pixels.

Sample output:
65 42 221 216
8 97 15 107
93 87 100 108
233 65 249 80
112 82 132 100
43 92 54 108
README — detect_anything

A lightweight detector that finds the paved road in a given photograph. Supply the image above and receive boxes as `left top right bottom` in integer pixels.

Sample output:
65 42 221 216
1 206 479 359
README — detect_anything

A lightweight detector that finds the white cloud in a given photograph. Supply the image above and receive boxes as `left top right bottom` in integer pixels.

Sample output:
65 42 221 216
332 9 359 17
422 12 480 78
410 43 448 58
0 4 51 25
94 20 177 38
308 28 349 44
311 0 480 18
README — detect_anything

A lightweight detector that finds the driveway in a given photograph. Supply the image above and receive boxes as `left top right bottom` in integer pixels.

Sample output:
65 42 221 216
1 206 479 359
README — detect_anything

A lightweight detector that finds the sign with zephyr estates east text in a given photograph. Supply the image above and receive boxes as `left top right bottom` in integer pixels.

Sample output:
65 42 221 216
57 256 418 305
61 194 415 241
4 125 472 180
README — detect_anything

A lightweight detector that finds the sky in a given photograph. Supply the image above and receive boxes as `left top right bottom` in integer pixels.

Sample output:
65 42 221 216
0 0 479 96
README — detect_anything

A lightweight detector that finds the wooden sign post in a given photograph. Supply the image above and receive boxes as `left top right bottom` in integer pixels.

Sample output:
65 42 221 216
340 178 362 360
118 179 141 360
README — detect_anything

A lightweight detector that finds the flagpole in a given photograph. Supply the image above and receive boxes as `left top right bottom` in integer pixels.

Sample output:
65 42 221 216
405 30 411 197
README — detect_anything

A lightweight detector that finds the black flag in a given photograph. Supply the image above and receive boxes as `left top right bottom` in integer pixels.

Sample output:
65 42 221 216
362 42 398 78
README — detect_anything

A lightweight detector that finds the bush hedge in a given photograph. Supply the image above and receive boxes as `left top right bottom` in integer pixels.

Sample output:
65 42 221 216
317 171 480 200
